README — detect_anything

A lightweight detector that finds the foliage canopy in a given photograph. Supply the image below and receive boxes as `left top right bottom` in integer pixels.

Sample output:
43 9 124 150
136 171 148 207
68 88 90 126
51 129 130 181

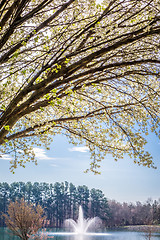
0 0 160 173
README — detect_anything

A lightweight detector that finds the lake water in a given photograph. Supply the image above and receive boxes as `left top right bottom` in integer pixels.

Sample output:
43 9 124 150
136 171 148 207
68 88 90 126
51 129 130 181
1 228 160 240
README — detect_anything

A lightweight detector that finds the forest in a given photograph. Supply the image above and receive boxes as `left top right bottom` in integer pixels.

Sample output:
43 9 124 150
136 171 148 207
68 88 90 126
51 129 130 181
0 182 160 228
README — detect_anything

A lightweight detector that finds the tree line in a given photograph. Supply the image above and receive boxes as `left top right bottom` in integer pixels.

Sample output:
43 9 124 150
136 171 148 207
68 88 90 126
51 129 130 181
108 199 160 227
0 182 160 228
0 181 109 227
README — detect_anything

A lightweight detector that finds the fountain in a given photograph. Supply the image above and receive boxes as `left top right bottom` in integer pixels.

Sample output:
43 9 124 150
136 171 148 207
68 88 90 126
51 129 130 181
65 206 102 234
46 206 111 238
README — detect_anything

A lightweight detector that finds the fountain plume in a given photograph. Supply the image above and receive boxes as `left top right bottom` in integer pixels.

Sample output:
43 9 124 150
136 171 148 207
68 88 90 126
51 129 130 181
45 206 111 238
65 206 102 234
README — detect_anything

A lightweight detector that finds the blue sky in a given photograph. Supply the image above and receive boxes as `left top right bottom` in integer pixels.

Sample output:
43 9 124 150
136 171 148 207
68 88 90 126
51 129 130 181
0 132 159 203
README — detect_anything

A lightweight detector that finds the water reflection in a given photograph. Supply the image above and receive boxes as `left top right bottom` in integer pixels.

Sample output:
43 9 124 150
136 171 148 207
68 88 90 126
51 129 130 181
1 228 160 240
46 232 111 240
45 230 158 240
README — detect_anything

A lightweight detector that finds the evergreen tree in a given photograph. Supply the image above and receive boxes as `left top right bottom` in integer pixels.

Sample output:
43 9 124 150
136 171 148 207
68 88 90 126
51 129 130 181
77 185 89 218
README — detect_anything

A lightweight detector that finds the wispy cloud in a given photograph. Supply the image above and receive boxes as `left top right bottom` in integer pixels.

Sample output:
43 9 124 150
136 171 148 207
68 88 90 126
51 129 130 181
0 148 55 162
33 147 55 161
1 154 12 161
68 146 89 153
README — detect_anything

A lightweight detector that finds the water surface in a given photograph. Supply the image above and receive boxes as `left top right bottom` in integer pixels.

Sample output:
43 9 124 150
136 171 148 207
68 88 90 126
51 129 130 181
1 228 160 240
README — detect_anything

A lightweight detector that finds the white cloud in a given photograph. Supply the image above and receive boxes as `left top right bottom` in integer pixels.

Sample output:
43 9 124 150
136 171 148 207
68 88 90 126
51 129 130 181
0 154 12 161
0 148 55 161
68 146 89 153
33 147 55 161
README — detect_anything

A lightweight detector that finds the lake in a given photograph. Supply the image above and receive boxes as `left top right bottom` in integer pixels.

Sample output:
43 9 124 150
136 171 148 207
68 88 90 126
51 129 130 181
1 228 160 240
